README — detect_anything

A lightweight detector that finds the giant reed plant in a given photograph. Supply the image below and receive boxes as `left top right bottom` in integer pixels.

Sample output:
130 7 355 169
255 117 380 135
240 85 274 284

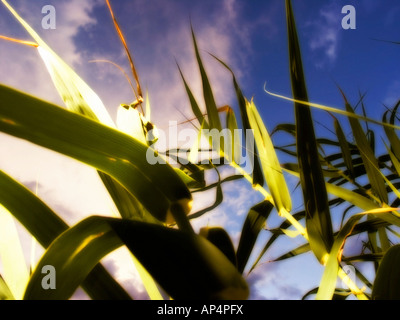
0 0 399 300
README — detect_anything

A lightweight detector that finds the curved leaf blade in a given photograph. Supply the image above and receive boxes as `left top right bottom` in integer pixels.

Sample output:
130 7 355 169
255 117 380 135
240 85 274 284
25 216 249 300
236 200 274 273
246 99 292 215
0 85 192 222
0 170 131 300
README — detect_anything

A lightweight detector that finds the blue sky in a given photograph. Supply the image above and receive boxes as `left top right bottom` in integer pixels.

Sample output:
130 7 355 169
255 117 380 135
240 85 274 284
0 0 400 300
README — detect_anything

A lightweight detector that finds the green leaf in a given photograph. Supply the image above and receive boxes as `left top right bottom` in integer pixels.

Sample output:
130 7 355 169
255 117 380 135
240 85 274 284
383 102 400 160
0 170 131 299
25 216 249 300
303 287 351 300
372 244 400 300
249 211 305 273
286 0 333 262
273 242 310 262
0 275 14 300
226 107 242 164
334 118 355 180
116 104 147 144
0 205 29 299
97 171 159 224
177 63 208 128
246 99 292 215
236 201 274 273
0 85 192 223
191 27 222 131
200 227 237 267
344 96 388 204
188 178 223 220
286 167 400 228
211 54 264 187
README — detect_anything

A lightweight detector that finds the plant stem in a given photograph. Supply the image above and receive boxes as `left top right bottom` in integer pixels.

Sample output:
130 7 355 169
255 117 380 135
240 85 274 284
170 202 194 234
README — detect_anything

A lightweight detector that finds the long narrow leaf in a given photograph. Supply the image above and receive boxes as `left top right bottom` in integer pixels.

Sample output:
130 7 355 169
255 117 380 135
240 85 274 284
286 0 333 262
344 94 388 204
0 205 29 299
191 27 222 131
236 201 274 273
211 54 264 186
177 63 208 128
246 99 292 216
334 118 355 179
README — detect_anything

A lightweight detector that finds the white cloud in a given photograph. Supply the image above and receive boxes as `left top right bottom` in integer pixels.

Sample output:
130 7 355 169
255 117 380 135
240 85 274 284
306 2 342 67
383 80 400 107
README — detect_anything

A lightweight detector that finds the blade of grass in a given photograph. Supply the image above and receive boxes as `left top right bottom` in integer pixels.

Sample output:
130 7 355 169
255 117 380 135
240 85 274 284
188 166 223 220
177 63 208 128
334 118 355 180
200 227 237 267
264 85 400 131
342 92 388 204
246 99 292 217
236 201 274 273
0 205 29 299
226 106 242 164
211 54 264 187
130 254 164 300
286 0 333 263
383 103 400 160
191 27 222 131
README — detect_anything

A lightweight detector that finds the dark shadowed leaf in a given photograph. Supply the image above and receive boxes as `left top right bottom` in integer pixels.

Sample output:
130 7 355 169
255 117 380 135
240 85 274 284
286 0 333 262
372 244 400 300
236 201 274 273
24 216 249 300
200 227 237 267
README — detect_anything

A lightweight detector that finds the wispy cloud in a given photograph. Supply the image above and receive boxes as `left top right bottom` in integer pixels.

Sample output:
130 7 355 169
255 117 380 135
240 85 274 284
305 1 342 67
383 79 400 107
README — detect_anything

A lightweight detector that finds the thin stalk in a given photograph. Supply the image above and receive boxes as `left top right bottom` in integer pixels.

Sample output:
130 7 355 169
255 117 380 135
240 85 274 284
169 203 194 234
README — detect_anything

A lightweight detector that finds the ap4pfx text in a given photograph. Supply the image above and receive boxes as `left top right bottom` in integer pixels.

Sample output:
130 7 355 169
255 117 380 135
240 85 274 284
157 304 243 317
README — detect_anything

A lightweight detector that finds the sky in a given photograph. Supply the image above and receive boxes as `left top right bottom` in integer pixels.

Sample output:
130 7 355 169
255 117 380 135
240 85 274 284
0 0 399 300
